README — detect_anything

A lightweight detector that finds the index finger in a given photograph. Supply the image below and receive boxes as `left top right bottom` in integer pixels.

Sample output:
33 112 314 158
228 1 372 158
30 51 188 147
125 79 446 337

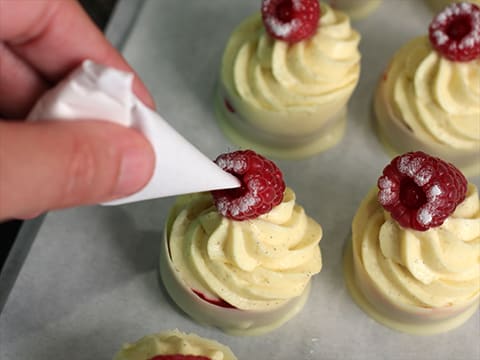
0 0 155 108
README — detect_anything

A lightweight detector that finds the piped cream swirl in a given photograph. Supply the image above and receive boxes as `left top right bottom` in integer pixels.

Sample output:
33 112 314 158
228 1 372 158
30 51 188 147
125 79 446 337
221 2 360 113
353 184 480 308
168 188 322 311
113 330 237 360
383 36 480 151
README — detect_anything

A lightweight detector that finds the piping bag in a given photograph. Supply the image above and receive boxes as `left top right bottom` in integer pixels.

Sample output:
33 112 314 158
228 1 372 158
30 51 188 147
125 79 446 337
27 60 240 205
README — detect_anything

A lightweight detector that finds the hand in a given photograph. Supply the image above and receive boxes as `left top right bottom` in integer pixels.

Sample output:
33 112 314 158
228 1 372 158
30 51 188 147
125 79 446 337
0 0 155 220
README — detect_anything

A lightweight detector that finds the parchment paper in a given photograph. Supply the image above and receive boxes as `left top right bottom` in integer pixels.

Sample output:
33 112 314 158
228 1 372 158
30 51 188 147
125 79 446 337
1 1 479 359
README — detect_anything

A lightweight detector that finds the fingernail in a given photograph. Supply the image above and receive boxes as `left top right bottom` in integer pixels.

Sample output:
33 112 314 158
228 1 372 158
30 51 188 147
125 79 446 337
114 143 154 197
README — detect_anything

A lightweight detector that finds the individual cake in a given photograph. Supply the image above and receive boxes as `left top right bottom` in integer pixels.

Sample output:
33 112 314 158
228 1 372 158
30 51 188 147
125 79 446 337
327 0 382 19
113 329 237 360
215 0 361 159
426 0 480 12
159 150 323 335
344 151 480 335
374 2 480 176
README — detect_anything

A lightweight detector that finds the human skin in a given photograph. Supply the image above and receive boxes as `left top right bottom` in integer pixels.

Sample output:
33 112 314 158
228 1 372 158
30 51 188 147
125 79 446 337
0 0 155 220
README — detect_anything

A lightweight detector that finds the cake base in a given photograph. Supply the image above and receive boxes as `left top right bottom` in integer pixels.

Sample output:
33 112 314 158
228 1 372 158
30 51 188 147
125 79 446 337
159 227 311 336
343 241 480 335
214 90 347 160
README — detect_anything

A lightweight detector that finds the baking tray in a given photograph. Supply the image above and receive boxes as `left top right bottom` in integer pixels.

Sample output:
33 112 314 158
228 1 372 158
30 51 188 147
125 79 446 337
1 1 479 359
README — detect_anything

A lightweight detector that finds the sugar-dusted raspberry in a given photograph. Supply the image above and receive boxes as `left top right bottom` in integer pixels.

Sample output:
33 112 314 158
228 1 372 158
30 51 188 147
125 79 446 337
428 2 480 62
149 356 210 360
261 0 320 43
377 151 467 231
211 150 286 221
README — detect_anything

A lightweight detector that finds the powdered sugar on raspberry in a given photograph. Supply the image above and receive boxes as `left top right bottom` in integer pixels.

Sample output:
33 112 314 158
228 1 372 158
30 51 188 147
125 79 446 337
417 184 444 225
216 156 247 174
261 0 320 43
216 193 257 218
377 151 468 231
429 2 480 61
428 184 442 200
264 17 300 38
262 0 299 37
413 166 433 187
211 150 286 221
378 177 396 205
434 3 480 50
397 154 424 177
396 153 429 186
432 30 449 45
417 206 433 226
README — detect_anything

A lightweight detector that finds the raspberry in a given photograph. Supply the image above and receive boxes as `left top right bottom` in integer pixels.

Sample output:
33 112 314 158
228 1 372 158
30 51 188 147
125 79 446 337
224 98 235 113
377 152 467 231
192 289 235 308
211 150 286 221
428 2 480 62
149 356 210 360
261 0 320 43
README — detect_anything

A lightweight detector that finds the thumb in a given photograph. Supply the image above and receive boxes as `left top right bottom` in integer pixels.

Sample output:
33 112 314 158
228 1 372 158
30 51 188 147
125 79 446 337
0 120 155 220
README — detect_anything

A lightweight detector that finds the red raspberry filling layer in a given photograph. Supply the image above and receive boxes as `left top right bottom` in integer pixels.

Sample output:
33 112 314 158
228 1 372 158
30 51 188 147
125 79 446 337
377 151 467 231
166 234 235 309
429 2 480 61
192 289 235 309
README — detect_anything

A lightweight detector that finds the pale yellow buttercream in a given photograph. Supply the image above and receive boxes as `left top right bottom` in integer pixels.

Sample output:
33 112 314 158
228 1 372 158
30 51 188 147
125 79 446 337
327 0 382 19
113 330 237 360
352 184 480 318
353 184 480 309
345 184 480 334
216 2 360 157
375 36 480 175
168 188 322 311
384 36 480 152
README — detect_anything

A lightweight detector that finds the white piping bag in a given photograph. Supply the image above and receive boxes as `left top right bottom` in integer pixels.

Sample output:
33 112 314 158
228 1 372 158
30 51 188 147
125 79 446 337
27 60 240 205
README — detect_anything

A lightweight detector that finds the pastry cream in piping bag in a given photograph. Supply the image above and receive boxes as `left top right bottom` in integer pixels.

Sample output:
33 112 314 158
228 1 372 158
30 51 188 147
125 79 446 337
167 187 322 311
375 36 480 175
216 2 360 158
345 184 480 334
113 330 237 360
